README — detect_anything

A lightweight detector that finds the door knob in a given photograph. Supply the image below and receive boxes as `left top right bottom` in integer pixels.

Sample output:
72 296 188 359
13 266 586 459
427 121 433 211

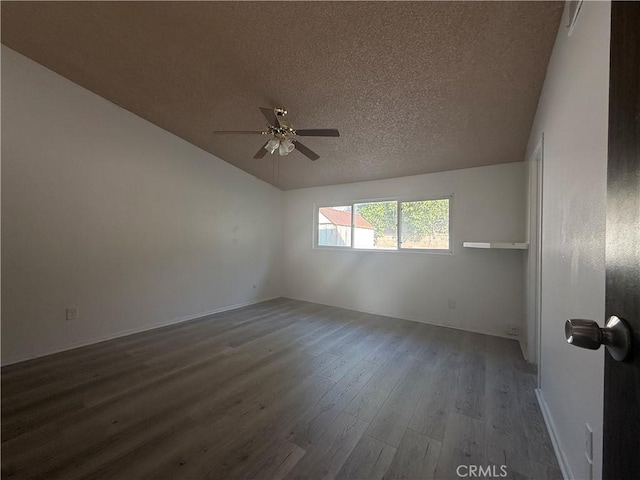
565 316 632 361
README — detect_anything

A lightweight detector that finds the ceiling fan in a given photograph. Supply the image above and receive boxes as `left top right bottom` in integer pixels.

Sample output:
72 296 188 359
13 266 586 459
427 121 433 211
212 107 339 161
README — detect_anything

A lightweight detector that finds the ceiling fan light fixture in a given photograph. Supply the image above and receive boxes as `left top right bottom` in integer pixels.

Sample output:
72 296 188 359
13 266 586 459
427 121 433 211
216 107 338 161
265 138 280 154
279 138 295 156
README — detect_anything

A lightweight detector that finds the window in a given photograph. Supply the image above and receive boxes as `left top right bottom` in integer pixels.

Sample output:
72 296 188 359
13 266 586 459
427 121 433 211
400 199 450 250
316 197 451 252
317 206 352 247
354 201 397 250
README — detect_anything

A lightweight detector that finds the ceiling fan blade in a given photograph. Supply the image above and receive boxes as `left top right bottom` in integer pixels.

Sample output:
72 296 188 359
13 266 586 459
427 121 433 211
294 141 320 161
259 107 280 127
212 130 263 135
295 129 340 137
253 142 269 159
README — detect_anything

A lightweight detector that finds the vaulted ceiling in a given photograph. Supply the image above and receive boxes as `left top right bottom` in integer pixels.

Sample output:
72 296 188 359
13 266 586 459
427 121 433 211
1 1 563 190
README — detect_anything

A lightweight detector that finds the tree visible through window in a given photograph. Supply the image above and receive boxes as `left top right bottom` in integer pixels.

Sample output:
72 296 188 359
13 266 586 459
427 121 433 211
400 199 450 249
354 201 397 249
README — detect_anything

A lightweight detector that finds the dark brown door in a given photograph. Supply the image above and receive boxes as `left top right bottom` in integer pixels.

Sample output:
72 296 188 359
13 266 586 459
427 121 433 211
603 2 640 479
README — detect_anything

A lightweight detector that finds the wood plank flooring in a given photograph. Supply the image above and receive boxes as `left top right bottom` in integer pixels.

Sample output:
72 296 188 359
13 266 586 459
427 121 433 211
1 298 562 479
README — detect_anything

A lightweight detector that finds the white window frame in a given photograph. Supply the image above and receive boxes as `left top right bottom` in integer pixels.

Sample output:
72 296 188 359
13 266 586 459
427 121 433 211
313 195 453 255
315 204 353 249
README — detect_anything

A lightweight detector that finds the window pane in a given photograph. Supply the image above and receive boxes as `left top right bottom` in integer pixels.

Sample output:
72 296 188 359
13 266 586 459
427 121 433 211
354 201 397 249
318 206 352 246
400 199 450 249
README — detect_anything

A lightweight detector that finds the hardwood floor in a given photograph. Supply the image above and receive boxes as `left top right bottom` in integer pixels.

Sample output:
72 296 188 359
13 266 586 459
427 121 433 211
1 298 562 479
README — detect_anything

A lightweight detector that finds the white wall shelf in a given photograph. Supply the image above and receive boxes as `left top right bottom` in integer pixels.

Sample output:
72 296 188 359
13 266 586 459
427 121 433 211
462 242 529 250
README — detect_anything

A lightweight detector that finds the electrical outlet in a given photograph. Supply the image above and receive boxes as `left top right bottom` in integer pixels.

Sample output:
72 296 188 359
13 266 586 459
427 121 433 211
507 325 519 336
585 423 593 462
66 306 78 321
448 299 456 309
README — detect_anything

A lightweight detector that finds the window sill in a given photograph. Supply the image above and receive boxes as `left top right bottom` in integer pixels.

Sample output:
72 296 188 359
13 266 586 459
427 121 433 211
313 246 454 256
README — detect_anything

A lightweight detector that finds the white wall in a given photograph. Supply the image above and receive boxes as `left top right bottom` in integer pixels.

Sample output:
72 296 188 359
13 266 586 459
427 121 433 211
1 47 283 365
283 162 527 338
524 141 543 364
526 2 610 479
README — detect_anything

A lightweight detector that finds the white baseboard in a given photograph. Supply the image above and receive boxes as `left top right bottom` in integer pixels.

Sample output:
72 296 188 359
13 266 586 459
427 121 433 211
535 388 573 480
2 296 280 366
281 296 519 341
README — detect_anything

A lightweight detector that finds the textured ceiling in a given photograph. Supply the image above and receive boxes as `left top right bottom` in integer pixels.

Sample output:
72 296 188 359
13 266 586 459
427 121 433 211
1 1 563 190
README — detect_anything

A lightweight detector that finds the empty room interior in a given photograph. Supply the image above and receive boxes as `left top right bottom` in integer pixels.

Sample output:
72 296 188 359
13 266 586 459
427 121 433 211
1 1 630 480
